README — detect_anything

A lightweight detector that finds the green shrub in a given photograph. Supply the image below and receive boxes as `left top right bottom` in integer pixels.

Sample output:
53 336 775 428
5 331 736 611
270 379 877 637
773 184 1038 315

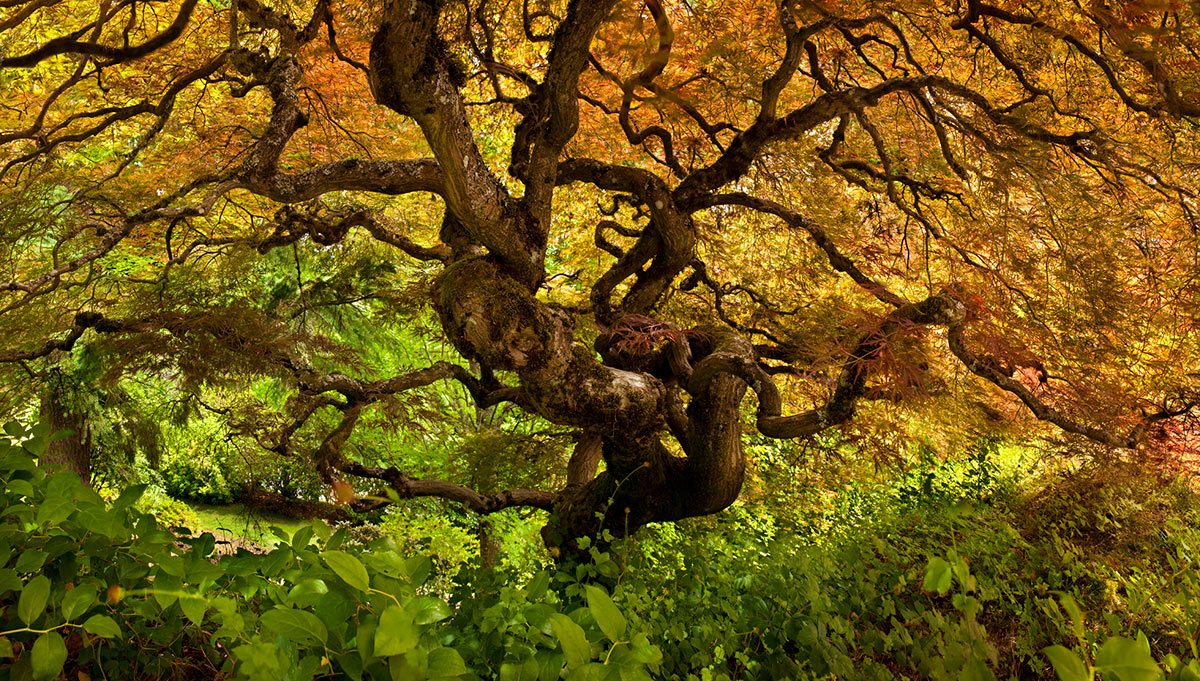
160 445 237 504
135 485 202 531
0 421 661 681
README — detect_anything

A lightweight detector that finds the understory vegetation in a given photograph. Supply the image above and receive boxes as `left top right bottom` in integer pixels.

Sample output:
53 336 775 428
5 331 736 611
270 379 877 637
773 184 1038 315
3 423 1198 681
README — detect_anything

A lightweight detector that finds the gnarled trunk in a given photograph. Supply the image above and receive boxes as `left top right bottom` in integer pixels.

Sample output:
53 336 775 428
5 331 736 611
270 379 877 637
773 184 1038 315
437 257 749 553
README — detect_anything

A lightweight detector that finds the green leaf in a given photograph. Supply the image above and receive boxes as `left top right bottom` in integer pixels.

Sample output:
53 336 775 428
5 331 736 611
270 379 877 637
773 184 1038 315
526 572 550 601
18 575 51 626
1054 592 1085 634
337 651 364 681
286 579 329 608
584 585 626 642
500 659 539 681
550 613 590 669
0 636 12 658
180 595 207 626
388 648 426 681
152 573 181 608
34 489 74 527
292 525 314 550
406 595 452 625
628 634 661 665
30 632 67 681
16 549 48 573
923 557 953 595
260 607 328 646
405 555 432 585
8 478 33 498
962 658 997 681
565 662 607 681
234 641 288 679
112 484 148 510
62 584 99 621
0 569 20 594
1172 661 1200 681
75 504 126 539
321 551 369 592
535 650 565 681
427 646 468 678
374 604 419 657
1095 637 1162 681
295 654 322 681
0 452 36 473
83 614 122 638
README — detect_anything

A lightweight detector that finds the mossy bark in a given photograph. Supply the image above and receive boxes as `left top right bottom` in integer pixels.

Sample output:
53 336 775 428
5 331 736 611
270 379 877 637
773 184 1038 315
39 390 92 486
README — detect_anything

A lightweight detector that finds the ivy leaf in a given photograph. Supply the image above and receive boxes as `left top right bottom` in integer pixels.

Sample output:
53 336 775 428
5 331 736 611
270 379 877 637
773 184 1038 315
584 585 626 642
31 632 67 681
321 551 369 592
18 575 50 626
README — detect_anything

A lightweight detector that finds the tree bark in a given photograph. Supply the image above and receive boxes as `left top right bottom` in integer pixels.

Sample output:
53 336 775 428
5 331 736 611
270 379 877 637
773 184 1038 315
39 387 91 486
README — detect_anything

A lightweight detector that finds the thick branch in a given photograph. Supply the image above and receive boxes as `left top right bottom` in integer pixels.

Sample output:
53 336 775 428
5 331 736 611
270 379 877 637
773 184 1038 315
0 0 200 68
339 460 557 513
244 159 445 203
368 0 530 280
687 292 966 439
947 325 1145 448
0 311 125 362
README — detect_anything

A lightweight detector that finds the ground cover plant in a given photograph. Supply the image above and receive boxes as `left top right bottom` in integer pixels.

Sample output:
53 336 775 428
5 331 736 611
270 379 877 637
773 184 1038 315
5 424 1200 680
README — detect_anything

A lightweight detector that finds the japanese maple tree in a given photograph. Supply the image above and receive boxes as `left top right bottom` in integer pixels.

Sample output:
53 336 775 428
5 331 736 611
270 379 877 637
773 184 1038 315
0 0 1197 549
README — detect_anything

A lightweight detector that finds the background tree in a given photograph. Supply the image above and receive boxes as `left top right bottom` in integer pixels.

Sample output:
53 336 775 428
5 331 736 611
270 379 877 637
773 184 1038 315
0 0 1197 552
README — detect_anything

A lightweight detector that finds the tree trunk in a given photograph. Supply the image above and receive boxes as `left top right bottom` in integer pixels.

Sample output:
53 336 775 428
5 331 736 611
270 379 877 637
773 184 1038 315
435 257 755 555
477 518 500 569
39 389 92 486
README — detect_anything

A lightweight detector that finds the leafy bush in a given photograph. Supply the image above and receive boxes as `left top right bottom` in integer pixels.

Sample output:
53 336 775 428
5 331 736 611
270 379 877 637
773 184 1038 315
617 505 1006 680
606 449 1200 681
134 485 202 531
6 416 1199 681
0 422 661 681
160 444 237 504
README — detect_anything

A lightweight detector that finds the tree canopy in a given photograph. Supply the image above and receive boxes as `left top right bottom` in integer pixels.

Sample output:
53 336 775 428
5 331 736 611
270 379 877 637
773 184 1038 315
0 0 1198 549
